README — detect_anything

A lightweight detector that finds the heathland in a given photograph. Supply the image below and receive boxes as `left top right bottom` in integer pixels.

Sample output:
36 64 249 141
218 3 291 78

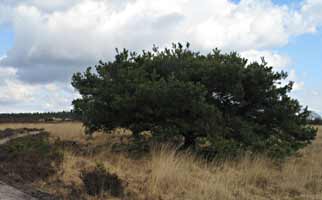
0 122 321 200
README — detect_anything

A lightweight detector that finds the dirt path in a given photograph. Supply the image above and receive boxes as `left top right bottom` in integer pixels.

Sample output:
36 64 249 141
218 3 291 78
0 131 41 200
0 131 41 145
0 181 37 200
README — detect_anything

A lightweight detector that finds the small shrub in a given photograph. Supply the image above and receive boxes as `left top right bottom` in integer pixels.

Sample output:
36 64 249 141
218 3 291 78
81 163 124 197
0 128 15 139
111 139 151 159
0 132 63 182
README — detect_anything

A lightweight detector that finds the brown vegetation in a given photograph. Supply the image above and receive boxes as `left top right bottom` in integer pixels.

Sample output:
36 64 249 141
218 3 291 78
0 122 321 199
0 133 62 180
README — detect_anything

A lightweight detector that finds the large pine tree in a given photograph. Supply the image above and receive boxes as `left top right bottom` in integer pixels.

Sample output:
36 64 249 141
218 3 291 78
72 43 316 158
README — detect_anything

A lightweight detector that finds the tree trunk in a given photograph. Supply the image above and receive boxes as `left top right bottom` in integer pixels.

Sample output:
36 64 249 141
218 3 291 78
132 130 141 142
178 134 196 151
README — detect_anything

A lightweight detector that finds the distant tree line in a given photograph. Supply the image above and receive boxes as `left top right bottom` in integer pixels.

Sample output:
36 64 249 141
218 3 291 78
0 111 80 123
307 111 322 125
308 118 322 125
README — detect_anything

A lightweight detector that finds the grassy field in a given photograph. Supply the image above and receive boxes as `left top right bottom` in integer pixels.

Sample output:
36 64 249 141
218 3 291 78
0 122 321 200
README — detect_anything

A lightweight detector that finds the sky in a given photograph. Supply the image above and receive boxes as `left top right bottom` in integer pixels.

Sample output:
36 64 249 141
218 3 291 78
0 0 321 114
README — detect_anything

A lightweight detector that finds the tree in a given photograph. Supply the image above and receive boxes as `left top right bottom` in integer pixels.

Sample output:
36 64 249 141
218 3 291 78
72 43 316 158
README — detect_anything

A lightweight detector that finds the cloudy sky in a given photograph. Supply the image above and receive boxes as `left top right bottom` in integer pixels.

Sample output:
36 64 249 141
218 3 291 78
0 0 321 114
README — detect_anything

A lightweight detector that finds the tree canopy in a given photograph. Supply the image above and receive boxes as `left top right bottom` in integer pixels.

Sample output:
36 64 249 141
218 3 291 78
72 43 316 158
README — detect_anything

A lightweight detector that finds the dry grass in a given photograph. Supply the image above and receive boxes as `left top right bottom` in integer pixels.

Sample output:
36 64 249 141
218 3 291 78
1 122 321 200
0 122 86 141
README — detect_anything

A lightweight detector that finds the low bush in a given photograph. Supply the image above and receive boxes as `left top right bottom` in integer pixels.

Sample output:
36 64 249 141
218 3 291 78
0 132 63 182
81 163 124 197
0 129 15 139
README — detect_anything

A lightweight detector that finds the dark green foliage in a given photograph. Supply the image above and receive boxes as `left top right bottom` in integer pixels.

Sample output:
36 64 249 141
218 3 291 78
111 139 151 159
72 43 316 158
0 132 63 182
81 163 124 197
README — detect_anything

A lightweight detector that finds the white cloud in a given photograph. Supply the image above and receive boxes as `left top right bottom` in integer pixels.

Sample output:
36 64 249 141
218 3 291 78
312 90 320 96
291 88 322 116
293 81 305 91
0 0 322 83
287 69 305 91
289 69 298 80
0 68 34 103
0 67 77 112
240 50 291 69
193 0 290 50
288 69 305 92
0 0 79 13
0 67 16 77
300 0 322 32
0 0 322 112
0 80 34 103
0 4 13 24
